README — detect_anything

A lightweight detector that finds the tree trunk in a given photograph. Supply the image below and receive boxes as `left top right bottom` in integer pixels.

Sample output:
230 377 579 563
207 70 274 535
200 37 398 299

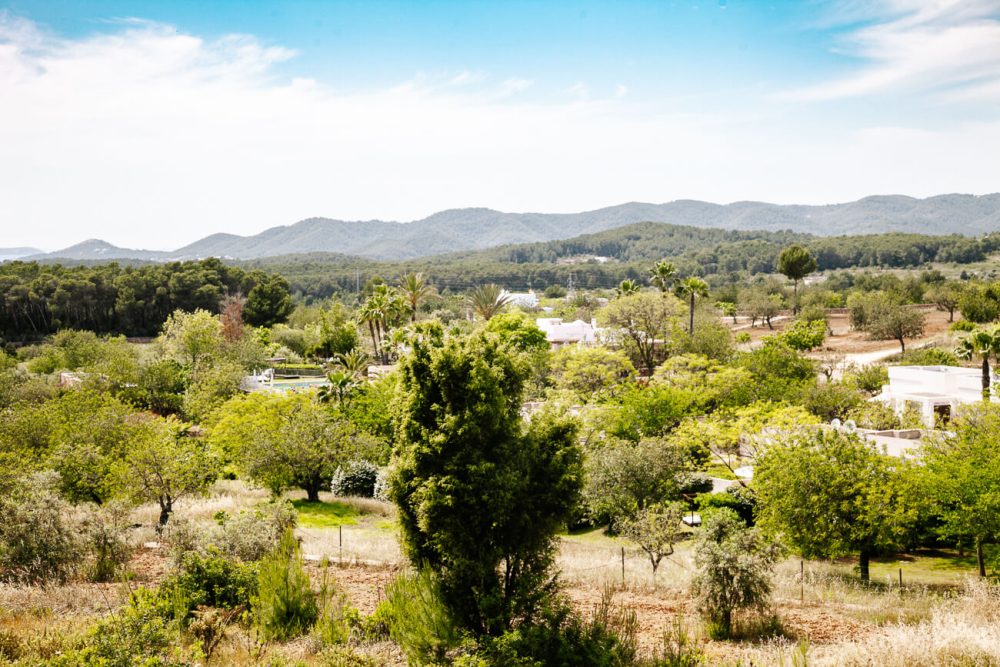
158 498 173 527
977 539 986 577
859 550 871 583
306 484 321 503
982 358 991 401
689 294 695 334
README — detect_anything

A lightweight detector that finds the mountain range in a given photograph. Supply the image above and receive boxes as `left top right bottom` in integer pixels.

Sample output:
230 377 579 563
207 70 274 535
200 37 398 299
21 193 1000 263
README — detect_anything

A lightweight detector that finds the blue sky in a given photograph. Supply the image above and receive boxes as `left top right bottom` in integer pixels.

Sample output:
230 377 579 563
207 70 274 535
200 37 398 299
1 1 999 249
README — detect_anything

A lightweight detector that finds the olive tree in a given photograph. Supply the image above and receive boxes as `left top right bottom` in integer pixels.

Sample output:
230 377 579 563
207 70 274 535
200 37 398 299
620 502 687 583
599 291 683 373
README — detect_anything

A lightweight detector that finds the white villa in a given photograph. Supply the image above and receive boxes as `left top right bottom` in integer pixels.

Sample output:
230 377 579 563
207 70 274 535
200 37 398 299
876 365 997 428
503 289 539 309
535 317 598 349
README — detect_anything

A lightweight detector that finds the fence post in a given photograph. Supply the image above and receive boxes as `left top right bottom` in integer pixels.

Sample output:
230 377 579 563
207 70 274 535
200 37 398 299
800 560 805 603
899 567 903 593
621 547 626 587
339 525 343 563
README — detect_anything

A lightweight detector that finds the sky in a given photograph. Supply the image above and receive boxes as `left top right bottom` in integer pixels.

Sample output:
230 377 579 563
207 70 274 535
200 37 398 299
1 0 999 250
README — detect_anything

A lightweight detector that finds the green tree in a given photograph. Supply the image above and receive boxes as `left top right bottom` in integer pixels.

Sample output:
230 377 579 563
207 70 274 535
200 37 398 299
615 278 642 298
399 272 435 323
389 331 584 635
159 309 225 371
359 284 406 364
483 312 549 353
776 245 818 308
674 277 710 335
599 291 683 373
583 438 690 528
550 345 635 401
620 502 687 582
955 327 1000 400
691 510 780 639
244 274 294 327
925 281 963 322
649 260 678 293
754 429 917 582
113 416 218 526
777 319 826 351
466 283 512 321
864 300 925 353
922 403 1000 577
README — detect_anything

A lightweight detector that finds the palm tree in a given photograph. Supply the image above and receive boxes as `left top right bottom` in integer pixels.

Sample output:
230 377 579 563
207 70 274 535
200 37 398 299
466 284 511 321
674 277 710 335
615 279 641 298
649 260 677 294
334 349 370 380
358 285 406 364
317 369 360 405
399 272 434 323
956 328 1000 400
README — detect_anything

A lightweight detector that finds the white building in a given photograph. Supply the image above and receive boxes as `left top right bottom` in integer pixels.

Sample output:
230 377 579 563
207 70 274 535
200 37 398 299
503 289 539 309
535 317 598 349
876 365 996 428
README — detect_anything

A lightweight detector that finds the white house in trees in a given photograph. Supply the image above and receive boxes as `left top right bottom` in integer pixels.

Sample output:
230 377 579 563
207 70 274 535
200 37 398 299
535 317 598 349
876 365 997 428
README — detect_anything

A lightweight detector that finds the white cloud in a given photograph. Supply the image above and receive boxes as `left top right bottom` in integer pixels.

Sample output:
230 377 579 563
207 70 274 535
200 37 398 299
0 13 998 249
789 0 1000 101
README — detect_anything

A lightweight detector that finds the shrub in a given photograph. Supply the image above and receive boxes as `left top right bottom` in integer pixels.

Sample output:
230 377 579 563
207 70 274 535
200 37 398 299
802 382 865 421
691 510 780 640
847 401 901 430
165 549 258 623
951 319 977 332
373 468 390 501
0 472 83 584
330 460 380 498
254 529 318 641
897 347 960 367
385 569 462 666
314 560 360 647
844 364 889 394
83 502 135 582
697 486 756 526
777 319 826 351
213 501 296 561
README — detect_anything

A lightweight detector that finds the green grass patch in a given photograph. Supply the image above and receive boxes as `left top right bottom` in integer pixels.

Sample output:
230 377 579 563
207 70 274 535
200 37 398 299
292 500 359 528
704 463 739 481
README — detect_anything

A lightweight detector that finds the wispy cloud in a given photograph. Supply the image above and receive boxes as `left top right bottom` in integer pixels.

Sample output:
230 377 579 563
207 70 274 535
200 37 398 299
788 0 1000 101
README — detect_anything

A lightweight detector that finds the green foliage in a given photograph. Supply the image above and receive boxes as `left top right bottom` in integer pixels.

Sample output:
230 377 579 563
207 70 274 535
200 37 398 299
921 403 1000 576
734 339 816 402
385 569 463 666
84 502 135 582
159 309 225 369
651 354 755 411
390 332 584 634
958 284 1000 323
843 364 889 394
950 319 977 332
776 319 826 352
330 459 380 497
112 416 218 526
754 429 919 582
466 283 512 321
691 510 780 639
254 529 318 641
801 382 866 421
599 292 683 372
244 274 294 327
896 347 960 367
609 384 702 441
0 471 83 584
620 503 688 577
696 486 756 526
164 548 258 622
583 438 690 528
551 345 636 401
484 312 549 353
776 245 818 285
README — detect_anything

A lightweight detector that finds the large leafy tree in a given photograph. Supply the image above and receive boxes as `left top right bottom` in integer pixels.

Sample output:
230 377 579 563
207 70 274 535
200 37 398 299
244 274 294 327
158 309 225 372
922 403 1000 577
389 329 584 635
754 429 918 582
599 291 683 373
649 260 678 294
113 416 218 526
776 245 818 306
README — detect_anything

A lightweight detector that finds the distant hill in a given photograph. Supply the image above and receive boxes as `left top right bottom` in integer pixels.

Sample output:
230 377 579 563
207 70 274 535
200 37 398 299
29 193 1000 263
0 247 43 261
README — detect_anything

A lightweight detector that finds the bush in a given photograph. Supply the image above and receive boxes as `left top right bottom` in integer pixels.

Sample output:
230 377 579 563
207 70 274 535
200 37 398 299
330 460 380 498
165 549 258 623
691 510 780 640
213 501 297 561
844 364 889 394
83 502 134 582
846 401 901 430
896 347 960 367
0 472 83 584
254 529 318 641
697 486 756 526
314 561 361 647
385 569 462 666
802 382 866 421
951 319 977 332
